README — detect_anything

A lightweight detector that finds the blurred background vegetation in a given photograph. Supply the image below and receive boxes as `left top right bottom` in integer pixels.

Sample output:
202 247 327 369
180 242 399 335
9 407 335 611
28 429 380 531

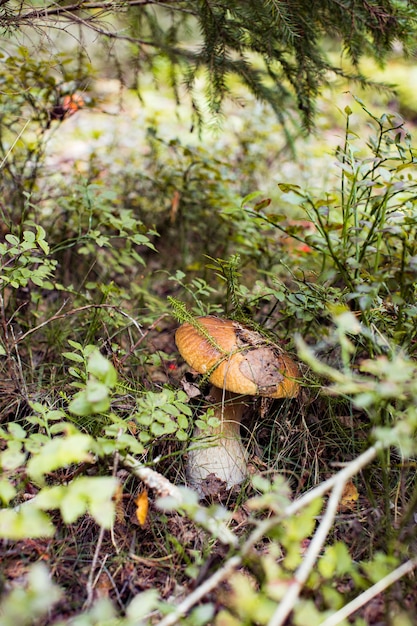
1 2 417 625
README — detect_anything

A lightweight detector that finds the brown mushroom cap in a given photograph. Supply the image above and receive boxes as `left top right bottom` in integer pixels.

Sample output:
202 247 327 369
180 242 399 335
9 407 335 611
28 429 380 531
175 316 300 398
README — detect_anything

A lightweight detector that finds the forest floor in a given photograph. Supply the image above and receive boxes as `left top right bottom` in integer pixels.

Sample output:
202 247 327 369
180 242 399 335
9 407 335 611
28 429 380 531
2 64 417 624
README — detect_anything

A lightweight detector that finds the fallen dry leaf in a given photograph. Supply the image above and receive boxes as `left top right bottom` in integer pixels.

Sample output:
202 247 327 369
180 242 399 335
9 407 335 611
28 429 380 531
339 480 359 511
135 489 149 526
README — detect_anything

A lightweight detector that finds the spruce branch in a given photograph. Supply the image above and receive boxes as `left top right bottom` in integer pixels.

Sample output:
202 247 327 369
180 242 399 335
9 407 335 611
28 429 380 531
2 0 415 128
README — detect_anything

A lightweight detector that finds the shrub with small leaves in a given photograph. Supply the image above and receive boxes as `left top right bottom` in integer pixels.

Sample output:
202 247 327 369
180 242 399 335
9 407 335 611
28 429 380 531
134 388 192 443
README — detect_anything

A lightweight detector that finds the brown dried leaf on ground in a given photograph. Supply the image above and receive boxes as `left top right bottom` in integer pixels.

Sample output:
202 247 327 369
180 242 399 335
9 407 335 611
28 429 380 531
339 479 359 512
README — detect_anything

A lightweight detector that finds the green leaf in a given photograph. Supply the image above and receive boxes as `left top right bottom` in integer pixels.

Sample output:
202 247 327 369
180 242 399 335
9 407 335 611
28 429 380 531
126 589 159 620
88 350 117 387
63 351 85 363
151 422 165 436
241 190 263 205
5 234 19 245
176 429 188 441
318 542 353 578
177 415 188 429
89 496 115 528
1 442 26 471
176 402 193 416
361 552 399 584
0 507 54 539
86 381 109 404
67 477 117 526
321 586 344 610
68 392 93 417
0 562 62 625
46 410 67 421
68 366 82 378
278 182 302 193
26 433 93 484
35 485 66 510
23 230 36 244
7 422 27 439
36 477 117 528
0 479 17 505
164 403 180 416
154 409 169 424
115 433 144 454
293 600 332 626
60 489 88 523
36 225 50 254
68 339 83 351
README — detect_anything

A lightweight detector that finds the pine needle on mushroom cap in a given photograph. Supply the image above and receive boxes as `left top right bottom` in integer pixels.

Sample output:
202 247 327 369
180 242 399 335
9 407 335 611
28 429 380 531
175 316 300 399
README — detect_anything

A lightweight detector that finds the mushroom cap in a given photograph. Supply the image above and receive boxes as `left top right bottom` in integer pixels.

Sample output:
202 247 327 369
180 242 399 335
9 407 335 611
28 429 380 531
175 316 300 398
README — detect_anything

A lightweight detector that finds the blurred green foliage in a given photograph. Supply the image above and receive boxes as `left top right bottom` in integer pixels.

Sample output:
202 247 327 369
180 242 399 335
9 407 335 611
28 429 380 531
1 40 417 626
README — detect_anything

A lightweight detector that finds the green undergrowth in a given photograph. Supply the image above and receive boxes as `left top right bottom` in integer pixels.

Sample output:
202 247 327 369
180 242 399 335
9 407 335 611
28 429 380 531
1 48 417 626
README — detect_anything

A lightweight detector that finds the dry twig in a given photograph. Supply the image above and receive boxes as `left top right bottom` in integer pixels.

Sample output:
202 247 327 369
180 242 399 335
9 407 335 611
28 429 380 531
266 443 381 626
318 557 417 626
124 444 383 624
122 454 239 548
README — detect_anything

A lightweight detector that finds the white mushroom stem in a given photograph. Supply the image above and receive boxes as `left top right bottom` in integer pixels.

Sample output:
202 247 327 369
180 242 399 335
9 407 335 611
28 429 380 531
187 386 248 491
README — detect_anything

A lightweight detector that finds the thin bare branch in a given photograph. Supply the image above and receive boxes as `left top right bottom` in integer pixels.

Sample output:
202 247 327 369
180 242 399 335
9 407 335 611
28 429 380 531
267 479 348 626
14 303 142 344
15 0 195 23
156 555 242 626
245 443 381 554
122 454 240 548
146 444 382 623
319 557 417 626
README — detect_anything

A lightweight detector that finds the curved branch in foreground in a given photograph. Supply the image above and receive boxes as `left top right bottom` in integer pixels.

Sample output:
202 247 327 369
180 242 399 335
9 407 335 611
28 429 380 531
150 443 384 625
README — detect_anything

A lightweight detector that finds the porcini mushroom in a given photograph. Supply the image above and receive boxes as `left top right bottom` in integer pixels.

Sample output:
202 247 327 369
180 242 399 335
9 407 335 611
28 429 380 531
175 316 300 492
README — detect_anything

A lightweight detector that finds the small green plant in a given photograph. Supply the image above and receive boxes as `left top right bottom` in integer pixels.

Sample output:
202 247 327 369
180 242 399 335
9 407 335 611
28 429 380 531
244 101 417 357
0 226 54 291
0 412 117 539
0 47 90 212
112 129 273 274
66 344 118 416
133 388 192 443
